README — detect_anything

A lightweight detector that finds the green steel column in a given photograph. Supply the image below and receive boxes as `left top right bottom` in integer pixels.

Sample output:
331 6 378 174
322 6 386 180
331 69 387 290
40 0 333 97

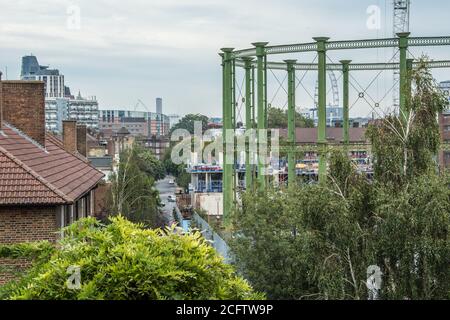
340 60 351 147
251 66 256 129
243 57 254 190
252 42 269 191
398 32 410 123
406 58 414 110
314 37 330 183
251 65 256 183
221 48 234 220
284 59 297 186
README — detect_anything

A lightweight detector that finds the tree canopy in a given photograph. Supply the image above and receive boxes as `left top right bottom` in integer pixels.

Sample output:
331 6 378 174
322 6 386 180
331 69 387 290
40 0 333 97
0 217 263 300
230 60 450 300
108 144 162 227
170 114 209 135
267 106 314 129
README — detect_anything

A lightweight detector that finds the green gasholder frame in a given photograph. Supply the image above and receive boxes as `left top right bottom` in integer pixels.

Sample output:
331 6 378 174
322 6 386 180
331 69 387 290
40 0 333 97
221 33 450 220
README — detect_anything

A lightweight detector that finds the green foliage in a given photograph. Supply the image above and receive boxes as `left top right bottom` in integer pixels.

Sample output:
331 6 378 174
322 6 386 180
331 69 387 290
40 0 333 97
366 58 448 185
369 174 450 299
231 185 364 299
162 144 191 191
0 242 55 299
267 106 314 129
170 114 209 135
0 241 54 261
231 172 450 300
134 144 166 181
2 217 263 300
108 144 161 226
230 63 450 300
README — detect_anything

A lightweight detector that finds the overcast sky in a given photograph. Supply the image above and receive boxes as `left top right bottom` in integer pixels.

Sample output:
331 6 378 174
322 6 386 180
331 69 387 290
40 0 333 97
1 0 449 118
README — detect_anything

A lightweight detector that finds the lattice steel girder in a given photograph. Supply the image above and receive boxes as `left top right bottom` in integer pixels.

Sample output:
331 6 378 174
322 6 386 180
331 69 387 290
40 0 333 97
234 60 450 71
280 143 450 153
231 36 450 58
279 144 372 154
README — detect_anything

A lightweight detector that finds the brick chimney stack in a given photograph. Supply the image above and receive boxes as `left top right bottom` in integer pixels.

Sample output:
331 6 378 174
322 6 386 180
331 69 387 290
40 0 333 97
76 124 87 157
1 80 46 146
63 120 78 154
0 72 3 130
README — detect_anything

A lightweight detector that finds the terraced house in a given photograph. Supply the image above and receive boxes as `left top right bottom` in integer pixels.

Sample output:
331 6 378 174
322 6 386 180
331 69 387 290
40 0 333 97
0 74 104 246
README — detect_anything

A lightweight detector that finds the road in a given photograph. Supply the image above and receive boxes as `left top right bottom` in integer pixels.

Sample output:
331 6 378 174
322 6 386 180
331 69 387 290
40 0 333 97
155 176 177 227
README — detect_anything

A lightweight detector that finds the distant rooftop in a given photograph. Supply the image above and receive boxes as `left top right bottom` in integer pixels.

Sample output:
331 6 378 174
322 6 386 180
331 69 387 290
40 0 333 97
21 55 60 77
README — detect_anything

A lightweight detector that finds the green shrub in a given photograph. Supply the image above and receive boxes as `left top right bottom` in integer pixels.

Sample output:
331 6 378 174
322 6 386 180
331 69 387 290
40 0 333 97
3 216 262 300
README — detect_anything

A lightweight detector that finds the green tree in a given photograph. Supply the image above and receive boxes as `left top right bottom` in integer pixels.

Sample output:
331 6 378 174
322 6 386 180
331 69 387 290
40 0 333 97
170 114 209 135
229 61 450 300
267 106 314 129
134 144 166 181
109 144 161 226
1 217 263 300
366 58 448 185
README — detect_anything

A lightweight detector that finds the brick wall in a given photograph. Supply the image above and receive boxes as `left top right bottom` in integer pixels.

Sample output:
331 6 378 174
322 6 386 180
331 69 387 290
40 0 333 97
77 124 87 157
0 258 32 286
63 120 77 153
439 113 450 170
0 206 58 244
93 183 110 221
1 81 46 146
0 206 58 285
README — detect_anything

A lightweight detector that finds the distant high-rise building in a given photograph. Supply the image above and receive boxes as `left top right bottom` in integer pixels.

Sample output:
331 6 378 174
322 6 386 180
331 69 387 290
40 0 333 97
45 92 99 132
21 55 99 132
21 55 65 98
99 109 170 137
156 97 162 114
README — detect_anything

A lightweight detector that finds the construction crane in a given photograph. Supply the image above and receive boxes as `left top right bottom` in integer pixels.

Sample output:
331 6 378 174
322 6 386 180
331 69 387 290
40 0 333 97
314 71 340 109
393 0 411 109
133 99 151 112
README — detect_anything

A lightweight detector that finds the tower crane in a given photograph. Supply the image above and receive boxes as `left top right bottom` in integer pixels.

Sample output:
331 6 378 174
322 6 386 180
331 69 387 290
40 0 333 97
393 0 411 109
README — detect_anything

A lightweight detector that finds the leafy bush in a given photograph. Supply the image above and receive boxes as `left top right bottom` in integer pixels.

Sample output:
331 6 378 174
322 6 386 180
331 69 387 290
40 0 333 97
3 216 262 300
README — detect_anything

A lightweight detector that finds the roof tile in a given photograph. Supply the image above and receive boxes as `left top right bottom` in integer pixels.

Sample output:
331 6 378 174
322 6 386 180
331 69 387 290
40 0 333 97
0 123 104 205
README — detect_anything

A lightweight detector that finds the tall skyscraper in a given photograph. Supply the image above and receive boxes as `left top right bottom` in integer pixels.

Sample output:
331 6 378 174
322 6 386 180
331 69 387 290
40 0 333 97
21 55 65 98
156 97 162 114
20 55 99 132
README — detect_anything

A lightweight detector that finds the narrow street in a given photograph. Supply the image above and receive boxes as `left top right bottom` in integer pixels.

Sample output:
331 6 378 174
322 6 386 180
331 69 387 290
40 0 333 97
155 176 177 227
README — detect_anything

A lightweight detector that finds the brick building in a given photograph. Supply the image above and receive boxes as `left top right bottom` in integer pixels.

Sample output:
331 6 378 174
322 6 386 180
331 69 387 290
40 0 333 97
439 81 450 170
439 111 450 169
0 76 104 246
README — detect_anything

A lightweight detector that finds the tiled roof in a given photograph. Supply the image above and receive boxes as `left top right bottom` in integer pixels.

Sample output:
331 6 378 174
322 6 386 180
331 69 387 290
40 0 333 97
0 151 66 205
0 123 104 205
